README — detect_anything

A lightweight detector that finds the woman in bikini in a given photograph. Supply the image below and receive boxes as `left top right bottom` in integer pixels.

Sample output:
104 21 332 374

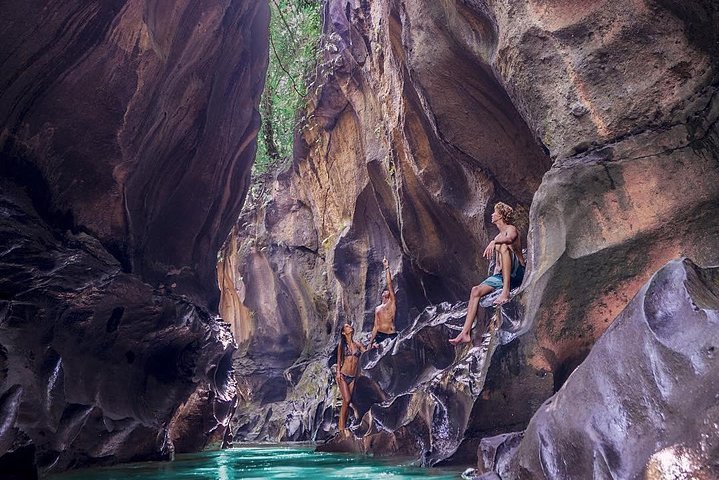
335 323 366 433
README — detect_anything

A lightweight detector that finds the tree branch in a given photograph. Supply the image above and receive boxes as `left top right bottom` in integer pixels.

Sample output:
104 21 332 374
269 33 306 98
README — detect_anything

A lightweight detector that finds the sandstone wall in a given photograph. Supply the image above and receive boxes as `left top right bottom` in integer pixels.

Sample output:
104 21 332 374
221 0 719 464
0 0 268 473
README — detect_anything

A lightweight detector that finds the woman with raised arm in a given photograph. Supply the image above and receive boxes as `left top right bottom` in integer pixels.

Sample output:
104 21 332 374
335 323 366 434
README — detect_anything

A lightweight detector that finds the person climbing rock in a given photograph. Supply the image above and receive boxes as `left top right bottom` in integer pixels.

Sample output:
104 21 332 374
449 202 526 345
368 257 398 348
336 323 366 434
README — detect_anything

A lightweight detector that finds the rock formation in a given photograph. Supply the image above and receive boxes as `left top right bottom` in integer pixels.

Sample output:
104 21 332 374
0 0 268 475
478 259 719 479
221 0 719 470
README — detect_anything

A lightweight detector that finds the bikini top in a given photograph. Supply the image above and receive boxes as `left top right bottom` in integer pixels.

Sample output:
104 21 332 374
344 343 361 358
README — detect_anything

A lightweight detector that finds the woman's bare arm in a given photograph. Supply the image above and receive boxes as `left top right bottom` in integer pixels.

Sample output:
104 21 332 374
336 343 343 378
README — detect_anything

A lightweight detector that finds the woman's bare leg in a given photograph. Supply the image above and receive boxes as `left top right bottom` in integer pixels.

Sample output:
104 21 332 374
338 378 351 431
450 284 494 344
348 382 360 423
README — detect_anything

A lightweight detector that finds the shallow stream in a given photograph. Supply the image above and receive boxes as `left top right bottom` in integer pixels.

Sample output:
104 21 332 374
50 445 463 479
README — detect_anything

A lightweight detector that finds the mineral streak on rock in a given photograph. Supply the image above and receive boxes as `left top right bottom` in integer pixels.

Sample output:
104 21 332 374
484 259 719 479
0 0 269 474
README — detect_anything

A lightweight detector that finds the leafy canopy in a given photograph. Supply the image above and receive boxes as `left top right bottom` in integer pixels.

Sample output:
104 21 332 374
255 0 323 177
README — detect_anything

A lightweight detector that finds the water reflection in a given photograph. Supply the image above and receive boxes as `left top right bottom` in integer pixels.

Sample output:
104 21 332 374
51 445 461 479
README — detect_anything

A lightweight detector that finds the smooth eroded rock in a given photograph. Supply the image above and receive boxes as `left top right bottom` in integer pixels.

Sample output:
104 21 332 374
493 259 719 479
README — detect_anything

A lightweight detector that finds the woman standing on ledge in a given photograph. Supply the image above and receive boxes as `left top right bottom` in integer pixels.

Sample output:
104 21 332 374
336 323 366 433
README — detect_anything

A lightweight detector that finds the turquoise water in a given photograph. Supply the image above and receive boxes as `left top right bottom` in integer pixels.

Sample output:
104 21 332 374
51 445 462 479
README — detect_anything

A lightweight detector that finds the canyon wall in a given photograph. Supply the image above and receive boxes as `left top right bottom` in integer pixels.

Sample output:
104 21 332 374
221 0 719 468
0 0 268 474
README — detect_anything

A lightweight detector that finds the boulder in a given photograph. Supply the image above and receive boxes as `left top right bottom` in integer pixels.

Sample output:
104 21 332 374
493 259 719 479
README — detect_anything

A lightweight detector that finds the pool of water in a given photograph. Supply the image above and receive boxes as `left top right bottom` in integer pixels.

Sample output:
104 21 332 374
50 445 463 479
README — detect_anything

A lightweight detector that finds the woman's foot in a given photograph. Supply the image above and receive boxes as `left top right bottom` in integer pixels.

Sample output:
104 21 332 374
449 331 471 344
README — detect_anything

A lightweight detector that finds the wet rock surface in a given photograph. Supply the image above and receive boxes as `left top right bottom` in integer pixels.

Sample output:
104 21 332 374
0 0 268 474
486 259 719 479
0 181 237 472
315 301 536 466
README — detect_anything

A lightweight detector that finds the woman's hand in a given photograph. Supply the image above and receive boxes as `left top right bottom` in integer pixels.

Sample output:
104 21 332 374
483 241 496 259
335 371 342 383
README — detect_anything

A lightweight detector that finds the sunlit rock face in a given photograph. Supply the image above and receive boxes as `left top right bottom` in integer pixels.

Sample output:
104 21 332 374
221 0 719 467
507 0 719 385
0 0 268 474
481 259 719 479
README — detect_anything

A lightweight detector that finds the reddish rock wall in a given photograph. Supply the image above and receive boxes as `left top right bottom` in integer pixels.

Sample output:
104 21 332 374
221 0 719 467
502 0 719 374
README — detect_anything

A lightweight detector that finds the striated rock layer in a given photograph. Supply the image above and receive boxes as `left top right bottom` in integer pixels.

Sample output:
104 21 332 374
480 259 719 479
0 0 268 474
0 0 268 307
221 0 551 444
221 0 719 468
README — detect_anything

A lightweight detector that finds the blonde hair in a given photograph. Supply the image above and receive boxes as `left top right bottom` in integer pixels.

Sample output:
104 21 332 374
494 202 514 223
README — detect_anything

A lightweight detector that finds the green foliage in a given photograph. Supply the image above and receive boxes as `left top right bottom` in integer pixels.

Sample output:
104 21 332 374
254 0 323 177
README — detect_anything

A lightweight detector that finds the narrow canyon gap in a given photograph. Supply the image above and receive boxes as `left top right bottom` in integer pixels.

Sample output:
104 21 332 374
0 0 718 478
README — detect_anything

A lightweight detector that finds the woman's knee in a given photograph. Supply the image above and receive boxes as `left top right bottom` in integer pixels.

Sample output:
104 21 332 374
471 285 483 298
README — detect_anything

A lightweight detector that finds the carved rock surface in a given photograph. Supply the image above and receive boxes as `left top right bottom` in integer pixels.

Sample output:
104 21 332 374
487 258 719 479
0 181 237 472
0 0 268 474
317 303 498 464
502 0 719 380
220 0 719 469
313 297 553 466
0 0 268 307
220 0 550 446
